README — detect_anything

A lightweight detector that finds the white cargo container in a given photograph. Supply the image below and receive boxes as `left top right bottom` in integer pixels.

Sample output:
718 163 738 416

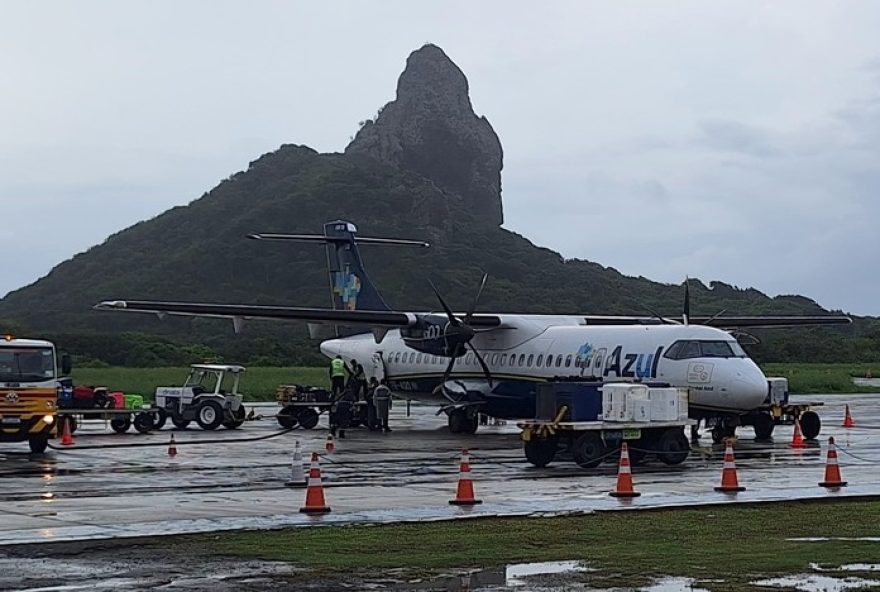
632 398 651 422
601 383 648 422
649 387 682 421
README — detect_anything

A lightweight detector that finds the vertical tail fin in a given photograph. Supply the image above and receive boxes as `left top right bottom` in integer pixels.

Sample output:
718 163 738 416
247 220 429 336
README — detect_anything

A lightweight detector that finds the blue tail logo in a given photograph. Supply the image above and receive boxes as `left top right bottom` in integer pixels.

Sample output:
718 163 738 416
333 271 362 311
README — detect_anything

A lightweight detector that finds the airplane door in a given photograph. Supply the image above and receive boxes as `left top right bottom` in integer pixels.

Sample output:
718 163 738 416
371 351 386 381
591 348 607 379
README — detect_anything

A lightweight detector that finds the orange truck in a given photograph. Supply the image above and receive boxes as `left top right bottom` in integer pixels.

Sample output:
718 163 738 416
0 336 70 453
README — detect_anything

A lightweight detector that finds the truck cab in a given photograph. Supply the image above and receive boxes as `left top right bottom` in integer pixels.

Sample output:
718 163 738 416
0 336 69 453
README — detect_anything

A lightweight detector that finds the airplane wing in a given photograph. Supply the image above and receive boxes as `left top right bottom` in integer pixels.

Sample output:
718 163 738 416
580 314 852 328
93 300 504 328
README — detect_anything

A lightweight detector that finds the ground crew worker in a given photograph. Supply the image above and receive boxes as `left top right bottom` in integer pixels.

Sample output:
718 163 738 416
373 379 392 433
366 377 379 431
347 360 366 400
331 384 355 439
329 355 347 397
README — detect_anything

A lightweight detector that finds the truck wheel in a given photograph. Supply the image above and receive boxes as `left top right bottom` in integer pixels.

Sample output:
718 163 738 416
277 407 298 429
297 408 320 430
196 400 224 430
572 432 606 468
753 413 775 440
152 408 168 430
800 411 821 440
110 416 131 434
133 412 154 434
171 416 190 430
29 435 49 454
524 438 557 468
628 446 647 466
657 428 690 465
223 406 246 429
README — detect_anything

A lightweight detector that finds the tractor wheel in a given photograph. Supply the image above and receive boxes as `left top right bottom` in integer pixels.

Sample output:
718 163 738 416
196 400 224 430
223 405 246 429
152 408 168 430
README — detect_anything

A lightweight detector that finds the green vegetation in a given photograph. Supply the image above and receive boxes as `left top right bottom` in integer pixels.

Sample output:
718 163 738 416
0 143 878 366
762 363 880 394
193 500 880 588
72 366 328 401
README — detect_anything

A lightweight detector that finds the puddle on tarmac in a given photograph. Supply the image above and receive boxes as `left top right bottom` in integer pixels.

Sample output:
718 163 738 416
639 577 710 592
390 560 590 590
787 537 880 542
812 563 880 572
753 574 880 591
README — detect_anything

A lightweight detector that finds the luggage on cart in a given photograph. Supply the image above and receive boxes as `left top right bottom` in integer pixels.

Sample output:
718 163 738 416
108 391 125 409
124 394 144 410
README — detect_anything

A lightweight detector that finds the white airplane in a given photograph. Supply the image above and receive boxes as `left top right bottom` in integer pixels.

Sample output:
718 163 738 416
95 220 851 439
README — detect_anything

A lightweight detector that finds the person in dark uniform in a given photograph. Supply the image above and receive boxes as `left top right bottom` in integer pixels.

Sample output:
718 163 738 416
365 376 379 431
330 384 355 439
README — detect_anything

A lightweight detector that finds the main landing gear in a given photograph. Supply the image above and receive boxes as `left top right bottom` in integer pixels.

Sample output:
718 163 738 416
446 407 479 434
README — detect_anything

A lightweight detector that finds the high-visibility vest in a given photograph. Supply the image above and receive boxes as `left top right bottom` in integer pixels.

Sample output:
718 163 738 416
330 358 346 377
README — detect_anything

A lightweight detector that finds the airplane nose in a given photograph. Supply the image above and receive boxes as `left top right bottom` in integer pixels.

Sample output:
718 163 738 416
733 366 768 410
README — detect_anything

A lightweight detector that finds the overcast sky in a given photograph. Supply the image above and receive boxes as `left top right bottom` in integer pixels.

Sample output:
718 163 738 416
2 1 879 315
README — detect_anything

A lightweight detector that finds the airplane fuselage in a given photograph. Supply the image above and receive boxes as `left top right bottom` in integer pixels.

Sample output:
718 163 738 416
321 321 769 419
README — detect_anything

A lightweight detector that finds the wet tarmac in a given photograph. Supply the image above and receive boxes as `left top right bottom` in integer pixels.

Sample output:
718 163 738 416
1 394 879 547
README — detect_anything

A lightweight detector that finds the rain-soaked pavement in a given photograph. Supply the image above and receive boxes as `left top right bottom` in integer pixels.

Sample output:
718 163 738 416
1 394 879 548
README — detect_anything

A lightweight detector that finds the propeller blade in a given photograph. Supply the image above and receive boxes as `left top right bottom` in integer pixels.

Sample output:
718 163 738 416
467 342 493 388
465 273 489 323
683 277 690 326
428 279 460 326
442 344 460 382
703 309 728 325
646 308 680 325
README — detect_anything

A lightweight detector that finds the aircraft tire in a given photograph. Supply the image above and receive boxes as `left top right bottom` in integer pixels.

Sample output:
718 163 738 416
524 438 557 467
753 413 775 440
657 428 690 465
448 409 469 434
800 411 821 440
572 432 606 468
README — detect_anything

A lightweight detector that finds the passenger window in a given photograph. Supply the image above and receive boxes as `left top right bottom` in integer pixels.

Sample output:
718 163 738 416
431 355 437 364
500 354 508 365
565 354 572 367
395 352 401 363
546 355 554 368
555 355 563 368
409 352 415 364
465 353 473 365
527 354 534 366
510 355 516 367
536 354 543 366
416 353 422 364
491 354 499 365
518 354 525 366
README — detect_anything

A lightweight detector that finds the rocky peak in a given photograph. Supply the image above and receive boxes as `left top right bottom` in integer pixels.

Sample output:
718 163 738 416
346 44 504 226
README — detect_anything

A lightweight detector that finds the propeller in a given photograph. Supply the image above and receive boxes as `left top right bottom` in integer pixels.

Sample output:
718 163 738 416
428 274 493 401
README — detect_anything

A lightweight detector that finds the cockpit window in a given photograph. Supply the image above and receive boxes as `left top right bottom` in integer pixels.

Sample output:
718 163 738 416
664 340 747 360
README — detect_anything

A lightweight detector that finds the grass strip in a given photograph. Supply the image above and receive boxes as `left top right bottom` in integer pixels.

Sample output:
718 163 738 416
202 499 880 579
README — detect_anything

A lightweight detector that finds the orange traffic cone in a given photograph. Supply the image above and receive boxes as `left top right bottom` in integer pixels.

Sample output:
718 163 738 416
788 419 806 449
167 434 178 457
714 439 746 492
59 417 75 446
819 437 847 488
609 442 641 498
449 448 482 506
325 434 336 454
842 404 855 428
299 452 331 514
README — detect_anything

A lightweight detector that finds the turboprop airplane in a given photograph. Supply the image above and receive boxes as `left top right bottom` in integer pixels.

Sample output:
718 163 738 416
95 220 852 437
